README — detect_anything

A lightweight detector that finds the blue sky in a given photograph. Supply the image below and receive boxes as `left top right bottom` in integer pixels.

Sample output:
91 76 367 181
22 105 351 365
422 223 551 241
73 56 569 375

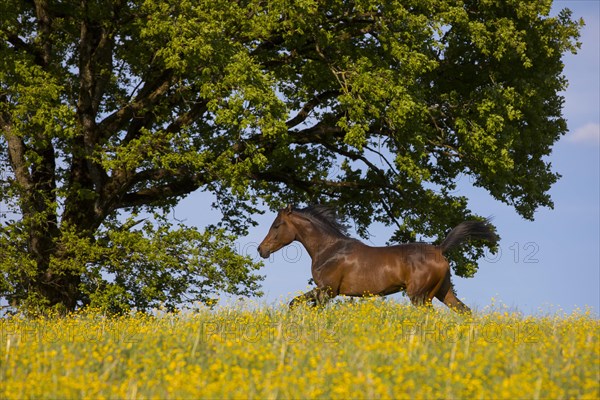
176 1 600 314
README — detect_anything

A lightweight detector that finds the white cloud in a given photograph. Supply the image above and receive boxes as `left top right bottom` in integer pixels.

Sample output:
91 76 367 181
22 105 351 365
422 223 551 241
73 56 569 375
567 123 600 145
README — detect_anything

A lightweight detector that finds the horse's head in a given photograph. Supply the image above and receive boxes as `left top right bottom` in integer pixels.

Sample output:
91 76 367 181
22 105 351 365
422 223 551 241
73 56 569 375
258 205 298 259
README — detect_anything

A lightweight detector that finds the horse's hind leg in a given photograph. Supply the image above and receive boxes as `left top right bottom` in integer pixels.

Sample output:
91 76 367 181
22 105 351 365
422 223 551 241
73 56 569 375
435 272 471 314
439 290 470 314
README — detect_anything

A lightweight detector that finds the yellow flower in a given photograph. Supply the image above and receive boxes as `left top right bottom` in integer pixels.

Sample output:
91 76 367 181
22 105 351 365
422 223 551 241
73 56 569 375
0 301 598 399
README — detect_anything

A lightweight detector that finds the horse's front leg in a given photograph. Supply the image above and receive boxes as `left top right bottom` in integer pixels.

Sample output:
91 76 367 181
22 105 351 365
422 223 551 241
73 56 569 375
289 287 333 308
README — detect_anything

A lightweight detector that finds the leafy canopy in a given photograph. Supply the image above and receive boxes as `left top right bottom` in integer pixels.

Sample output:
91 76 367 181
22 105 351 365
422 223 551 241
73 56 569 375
0 0 582 312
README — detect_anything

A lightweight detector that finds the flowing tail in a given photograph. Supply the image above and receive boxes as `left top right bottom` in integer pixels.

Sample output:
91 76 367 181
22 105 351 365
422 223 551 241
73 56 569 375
439 219 498 253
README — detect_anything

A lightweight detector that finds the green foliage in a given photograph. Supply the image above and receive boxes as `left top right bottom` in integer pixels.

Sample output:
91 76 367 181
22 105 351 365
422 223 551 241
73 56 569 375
0 0 582 312
1 210 263 314
79 215 263 314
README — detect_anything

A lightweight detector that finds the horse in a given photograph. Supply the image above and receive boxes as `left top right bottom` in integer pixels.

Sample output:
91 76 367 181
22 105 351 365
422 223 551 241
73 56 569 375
257 205 498 313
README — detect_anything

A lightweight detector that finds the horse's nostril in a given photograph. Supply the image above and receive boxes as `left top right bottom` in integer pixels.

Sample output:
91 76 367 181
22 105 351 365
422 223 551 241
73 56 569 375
258 245 269 259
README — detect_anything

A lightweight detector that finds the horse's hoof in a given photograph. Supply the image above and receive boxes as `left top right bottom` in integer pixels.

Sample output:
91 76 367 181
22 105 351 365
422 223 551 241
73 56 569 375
289 297 317 308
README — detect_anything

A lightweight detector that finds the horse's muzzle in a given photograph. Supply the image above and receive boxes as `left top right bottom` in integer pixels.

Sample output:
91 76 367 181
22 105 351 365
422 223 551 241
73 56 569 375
257 245 270 259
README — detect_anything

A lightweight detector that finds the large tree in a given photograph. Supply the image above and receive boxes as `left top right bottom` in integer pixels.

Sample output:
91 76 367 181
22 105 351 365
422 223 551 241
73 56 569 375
0 0 581 312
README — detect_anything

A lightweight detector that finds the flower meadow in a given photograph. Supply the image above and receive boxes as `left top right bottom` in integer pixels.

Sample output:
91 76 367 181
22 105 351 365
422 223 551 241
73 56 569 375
1 299 598 399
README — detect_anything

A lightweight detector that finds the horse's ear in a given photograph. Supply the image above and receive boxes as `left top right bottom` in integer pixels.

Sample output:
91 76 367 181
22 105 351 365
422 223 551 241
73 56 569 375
285 204 293 214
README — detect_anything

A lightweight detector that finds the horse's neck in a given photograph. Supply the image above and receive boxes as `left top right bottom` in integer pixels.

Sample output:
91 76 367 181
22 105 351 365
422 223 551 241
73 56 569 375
293 220 344 261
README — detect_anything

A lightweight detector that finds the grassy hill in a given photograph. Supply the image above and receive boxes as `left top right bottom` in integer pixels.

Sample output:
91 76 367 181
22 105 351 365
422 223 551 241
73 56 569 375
1 299 598 399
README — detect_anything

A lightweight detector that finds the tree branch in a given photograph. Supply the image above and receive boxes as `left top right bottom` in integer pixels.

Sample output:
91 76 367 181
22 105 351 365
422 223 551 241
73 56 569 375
285 90 340 129
1 119 31 191
118 173 206 209
290 121 345 144
164 98 209 134
33 0 52 66
364 144 400 178
97 69 175 140
3 33 48 66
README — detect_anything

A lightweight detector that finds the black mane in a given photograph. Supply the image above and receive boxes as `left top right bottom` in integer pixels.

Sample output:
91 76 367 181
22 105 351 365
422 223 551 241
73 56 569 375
294 205 349 237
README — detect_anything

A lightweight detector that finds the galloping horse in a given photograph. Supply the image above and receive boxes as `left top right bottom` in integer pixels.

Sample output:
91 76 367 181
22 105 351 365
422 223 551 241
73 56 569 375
258 205 497 313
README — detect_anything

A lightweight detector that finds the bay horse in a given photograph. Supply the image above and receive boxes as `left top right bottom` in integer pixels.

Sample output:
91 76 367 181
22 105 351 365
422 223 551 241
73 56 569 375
257 205 498 313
